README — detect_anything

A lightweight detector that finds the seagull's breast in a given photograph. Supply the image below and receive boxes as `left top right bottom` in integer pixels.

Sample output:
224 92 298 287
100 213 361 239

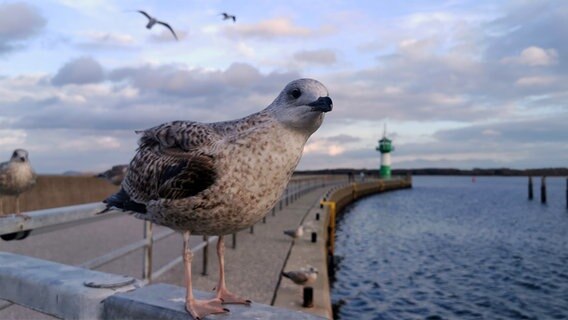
0 163 35 195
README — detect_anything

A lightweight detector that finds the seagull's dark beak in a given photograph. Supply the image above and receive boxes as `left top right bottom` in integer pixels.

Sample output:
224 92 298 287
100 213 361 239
307 96 333 113
19 157 26 162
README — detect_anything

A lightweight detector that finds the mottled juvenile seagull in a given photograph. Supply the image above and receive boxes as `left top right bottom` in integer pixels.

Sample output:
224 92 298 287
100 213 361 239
283 225 304 239
282 266 318 286
0 149 36 219
104 78 332 319
220 12 236 23
137 10 178 41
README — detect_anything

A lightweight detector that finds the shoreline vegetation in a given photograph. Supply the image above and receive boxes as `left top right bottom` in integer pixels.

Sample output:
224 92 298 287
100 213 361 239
296 167 568 177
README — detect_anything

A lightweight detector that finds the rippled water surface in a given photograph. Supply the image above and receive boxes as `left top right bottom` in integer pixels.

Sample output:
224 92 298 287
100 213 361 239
332 176 568 320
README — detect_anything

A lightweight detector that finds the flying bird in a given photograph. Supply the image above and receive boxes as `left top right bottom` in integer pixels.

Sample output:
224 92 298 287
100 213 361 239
282 266 318 286
137 10 178 41
103 78 332 320
283 225 304 239
96 165 128 186
0 149 36 220
220 12 236 23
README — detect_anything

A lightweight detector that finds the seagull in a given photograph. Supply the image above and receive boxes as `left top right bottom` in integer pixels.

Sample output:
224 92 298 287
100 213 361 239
97 165 128 186
220 12 236 23
103 78 332 320
137 10 178 41
282 266 318 286
0 149 36 220
283 225 304 239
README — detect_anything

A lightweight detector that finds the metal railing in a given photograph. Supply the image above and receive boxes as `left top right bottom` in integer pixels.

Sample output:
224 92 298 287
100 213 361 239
0 175 346 314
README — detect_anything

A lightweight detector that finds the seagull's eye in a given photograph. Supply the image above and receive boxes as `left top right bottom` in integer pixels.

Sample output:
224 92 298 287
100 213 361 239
290 88 302 99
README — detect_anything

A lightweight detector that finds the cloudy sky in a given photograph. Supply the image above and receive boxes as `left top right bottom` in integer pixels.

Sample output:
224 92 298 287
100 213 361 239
0 0 566 173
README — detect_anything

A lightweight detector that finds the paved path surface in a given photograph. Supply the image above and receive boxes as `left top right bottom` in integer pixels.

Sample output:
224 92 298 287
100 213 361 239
0 184 335 319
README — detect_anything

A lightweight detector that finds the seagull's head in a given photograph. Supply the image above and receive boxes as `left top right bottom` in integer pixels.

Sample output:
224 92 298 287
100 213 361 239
11 149 29 163
269 78 332 135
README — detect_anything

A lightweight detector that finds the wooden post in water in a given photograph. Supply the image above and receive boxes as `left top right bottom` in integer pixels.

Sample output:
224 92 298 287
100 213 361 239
540 176 547 204
528 176 533 200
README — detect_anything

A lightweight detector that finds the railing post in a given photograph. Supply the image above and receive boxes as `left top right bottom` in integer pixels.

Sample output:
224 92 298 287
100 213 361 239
202 235 208 276
232 232 237 249
142 221 153 282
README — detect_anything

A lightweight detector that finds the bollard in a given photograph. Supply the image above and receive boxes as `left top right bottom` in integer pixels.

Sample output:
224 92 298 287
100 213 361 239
250 225 254 234
272 207 276 216
311 232 317 243
315 213 320 221
142 221 153 282
232 233 237 249
528 176 533 200
202 236 208 276
303 287 314 308
541 176 547 204
262 216 266 223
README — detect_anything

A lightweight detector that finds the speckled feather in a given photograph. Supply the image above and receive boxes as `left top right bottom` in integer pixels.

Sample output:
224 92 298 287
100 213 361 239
106 78 331 235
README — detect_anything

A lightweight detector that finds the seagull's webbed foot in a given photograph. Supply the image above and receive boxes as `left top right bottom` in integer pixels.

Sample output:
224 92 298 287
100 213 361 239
216 287 251 305
185 298 228 320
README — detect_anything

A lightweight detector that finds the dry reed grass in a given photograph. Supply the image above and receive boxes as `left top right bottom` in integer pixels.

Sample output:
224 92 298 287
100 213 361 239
1 175 119 214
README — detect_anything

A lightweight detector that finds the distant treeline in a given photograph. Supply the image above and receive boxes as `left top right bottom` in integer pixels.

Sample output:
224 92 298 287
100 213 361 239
296 167 568 177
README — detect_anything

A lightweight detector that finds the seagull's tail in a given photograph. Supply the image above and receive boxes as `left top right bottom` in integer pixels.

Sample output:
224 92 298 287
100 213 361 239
281 272 291 279
283 230 295 238
100 187 147 215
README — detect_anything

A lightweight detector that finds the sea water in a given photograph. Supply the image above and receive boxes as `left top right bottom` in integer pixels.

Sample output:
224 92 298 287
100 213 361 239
332 176 568 319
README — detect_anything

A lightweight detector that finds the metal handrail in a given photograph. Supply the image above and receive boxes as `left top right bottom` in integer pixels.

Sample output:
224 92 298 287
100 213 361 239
0 175 347 314
0 176 345 278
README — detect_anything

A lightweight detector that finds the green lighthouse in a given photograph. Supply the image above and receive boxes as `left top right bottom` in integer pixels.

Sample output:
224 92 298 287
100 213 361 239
376 125 394 179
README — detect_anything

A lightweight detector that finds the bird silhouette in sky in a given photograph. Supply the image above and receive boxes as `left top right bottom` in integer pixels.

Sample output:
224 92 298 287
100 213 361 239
137 10 178 41
220 12 236 23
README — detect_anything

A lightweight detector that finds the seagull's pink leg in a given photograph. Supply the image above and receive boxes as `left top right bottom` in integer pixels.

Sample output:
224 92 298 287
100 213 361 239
14 195 30 220
183 231 228 319
215 235 251 305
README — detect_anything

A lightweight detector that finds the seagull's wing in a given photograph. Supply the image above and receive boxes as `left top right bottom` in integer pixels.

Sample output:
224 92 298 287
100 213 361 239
232 16 236 22
137 10 152 20
282 271 308 284
124 122 222 203
0 162 9 187
157 21 178 41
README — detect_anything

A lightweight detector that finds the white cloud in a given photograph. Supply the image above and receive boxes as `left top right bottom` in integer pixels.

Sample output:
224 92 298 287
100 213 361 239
502 46 558 66
515 76 555 87
303 139 346 156
80 31 135 46
293 49 337 65
0 130 27 147
223 18 318 40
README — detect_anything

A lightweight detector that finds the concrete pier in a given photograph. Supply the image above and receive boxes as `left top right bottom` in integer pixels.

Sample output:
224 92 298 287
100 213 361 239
0 176 411 319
